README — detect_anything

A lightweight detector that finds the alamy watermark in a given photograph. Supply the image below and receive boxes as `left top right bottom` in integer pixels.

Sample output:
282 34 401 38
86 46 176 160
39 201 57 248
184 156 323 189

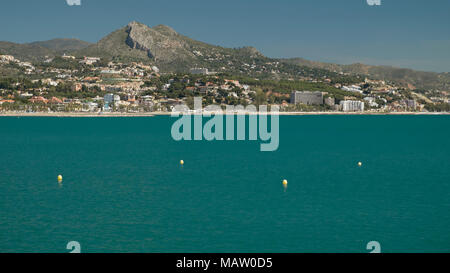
171 97 279 152
367 0 381 6
67 241 81 253
367 241 381 253
66 0 81 6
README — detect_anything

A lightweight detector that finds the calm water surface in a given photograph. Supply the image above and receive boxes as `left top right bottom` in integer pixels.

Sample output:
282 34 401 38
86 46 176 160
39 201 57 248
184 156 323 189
0 116 449 253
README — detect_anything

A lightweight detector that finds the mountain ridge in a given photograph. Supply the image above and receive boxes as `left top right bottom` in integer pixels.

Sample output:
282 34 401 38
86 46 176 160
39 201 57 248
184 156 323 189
1 21 449 90
0 38 92 61
282 57 449 91
29 38 92 53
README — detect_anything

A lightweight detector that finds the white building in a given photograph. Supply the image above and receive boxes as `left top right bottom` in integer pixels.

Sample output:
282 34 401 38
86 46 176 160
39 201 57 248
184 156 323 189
82 102 99 112
104 94 121 104
101 69 121 75
80 57 101 65
190 68 209 75
340 100 365 112
62 53 76 60
42 78 58 86
0 55 16 63
364 97 379 108
342 85 363 93
19 92 34 98
151 66 160 73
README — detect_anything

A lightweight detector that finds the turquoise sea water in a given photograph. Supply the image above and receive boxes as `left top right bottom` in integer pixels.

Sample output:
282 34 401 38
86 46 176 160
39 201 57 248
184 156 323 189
0 116 449 253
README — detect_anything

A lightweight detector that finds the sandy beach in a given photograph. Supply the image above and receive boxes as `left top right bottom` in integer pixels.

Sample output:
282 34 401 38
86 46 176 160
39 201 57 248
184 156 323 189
0 112 156 117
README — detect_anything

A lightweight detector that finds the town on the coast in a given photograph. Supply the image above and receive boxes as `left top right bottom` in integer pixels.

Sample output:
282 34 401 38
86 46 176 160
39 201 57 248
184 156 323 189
1 21 449 115
1 53 449 114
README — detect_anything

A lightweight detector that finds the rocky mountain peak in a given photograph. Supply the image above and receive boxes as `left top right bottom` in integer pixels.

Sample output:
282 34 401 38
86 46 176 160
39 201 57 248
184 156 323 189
127 21 145 28
124 22 189 62
152 24 178 36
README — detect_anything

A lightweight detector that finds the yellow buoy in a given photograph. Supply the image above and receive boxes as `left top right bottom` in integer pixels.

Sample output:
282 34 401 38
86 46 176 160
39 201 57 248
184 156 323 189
57 175 63 182
283 179 288 186
180 160 184 166
358 162 362 167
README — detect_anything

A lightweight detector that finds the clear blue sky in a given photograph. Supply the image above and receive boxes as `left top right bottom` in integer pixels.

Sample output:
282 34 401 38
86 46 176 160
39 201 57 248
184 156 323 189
1 0 449 72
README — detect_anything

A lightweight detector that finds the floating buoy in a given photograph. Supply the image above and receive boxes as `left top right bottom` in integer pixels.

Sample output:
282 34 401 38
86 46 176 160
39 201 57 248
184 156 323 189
180 160 184 166
283 179 288 187
58 175 63 182
358 162 363 167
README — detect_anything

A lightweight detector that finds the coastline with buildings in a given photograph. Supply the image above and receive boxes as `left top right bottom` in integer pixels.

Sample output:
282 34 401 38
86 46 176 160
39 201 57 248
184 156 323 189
1 53 449 116
1 111 449 117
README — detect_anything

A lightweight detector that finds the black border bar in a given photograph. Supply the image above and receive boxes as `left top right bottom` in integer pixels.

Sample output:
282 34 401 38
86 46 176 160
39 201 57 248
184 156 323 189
1 253 448 272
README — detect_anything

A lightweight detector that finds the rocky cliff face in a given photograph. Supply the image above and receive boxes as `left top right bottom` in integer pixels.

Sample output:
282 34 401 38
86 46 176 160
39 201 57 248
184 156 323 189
124 21 195 63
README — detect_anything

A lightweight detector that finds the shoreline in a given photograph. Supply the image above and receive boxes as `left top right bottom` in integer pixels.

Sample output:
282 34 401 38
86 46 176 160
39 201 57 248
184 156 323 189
0 112 156 117
1 111 450 117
